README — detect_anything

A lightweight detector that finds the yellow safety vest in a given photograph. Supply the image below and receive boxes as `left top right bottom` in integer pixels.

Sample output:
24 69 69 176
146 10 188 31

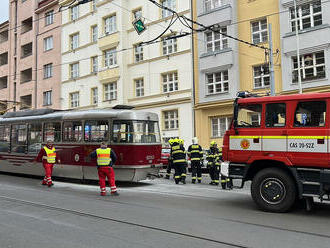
43 146 56 164
96 148 111 166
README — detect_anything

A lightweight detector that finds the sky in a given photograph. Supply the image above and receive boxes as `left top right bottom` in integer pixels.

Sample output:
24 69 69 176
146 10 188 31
0 1 9 24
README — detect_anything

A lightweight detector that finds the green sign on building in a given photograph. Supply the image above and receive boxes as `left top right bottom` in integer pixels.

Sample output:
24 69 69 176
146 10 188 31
132 18 146 35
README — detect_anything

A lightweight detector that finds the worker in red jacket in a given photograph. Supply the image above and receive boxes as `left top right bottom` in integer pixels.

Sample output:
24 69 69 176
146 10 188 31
90 142 119 196
34 140 60 187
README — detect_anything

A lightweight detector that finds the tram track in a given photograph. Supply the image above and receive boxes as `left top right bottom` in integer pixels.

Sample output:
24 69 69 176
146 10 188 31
0 195 249 248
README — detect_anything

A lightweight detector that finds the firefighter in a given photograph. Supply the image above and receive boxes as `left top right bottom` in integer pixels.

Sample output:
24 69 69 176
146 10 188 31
207 141 220 185
187 137 203 184
218 147 233 190
90 142 119 196
165 138 174 179
171 138 187 184
34 140 61 187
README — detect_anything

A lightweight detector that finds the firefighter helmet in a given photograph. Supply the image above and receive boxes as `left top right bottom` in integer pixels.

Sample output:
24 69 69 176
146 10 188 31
210 141 217 146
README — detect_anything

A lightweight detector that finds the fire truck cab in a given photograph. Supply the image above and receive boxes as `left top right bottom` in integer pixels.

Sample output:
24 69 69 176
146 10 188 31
221 92 330 212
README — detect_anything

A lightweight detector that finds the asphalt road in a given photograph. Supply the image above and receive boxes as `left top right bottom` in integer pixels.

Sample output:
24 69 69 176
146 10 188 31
1 173 330 248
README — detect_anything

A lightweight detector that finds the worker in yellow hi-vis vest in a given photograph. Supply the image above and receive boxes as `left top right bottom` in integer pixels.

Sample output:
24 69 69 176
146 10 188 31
34 140 61 187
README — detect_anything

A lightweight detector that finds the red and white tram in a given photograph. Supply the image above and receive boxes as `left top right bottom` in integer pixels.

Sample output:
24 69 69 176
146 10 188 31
0 108 162 182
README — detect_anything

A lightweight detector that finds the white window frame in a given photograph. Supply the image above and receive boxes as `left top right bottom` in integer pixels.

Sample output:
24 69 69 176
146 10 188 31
163 110 179 130
44 36 53 51
292 51 326 82
211 116 231 138
104 82 117 101
290 1 322 31
161 0 176 18
253 64 270 89
251 19 268 44
205 27 228 53
135 78 144 97
70 62 79 79
70 92 79 108
104 48 117 67
134 44 143 62
104 15 116 35
162 35 177 55
71 5 79 21
43 63 53 79
45 10 54 26
162 72 178 93
92 25 98 42
70 33 79 50
206 71 229 95
43 91 52 106
91 87 98 105
91 56 98 73
133 9 142 19
204 0 221 12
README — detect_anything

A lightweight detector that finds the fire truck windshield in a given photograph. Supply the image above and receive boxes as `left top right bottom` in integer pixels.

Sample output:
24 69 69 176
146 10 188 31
236 104 262 128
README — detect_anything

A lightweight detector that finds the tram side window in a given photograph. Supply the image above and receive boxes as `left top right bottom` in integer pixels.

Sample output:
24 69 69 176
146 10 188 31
63 121 83 142
44 122 61 142
236 104 262 127
0 125 10 152
294 101 326 127
11 124 27 153
84 120 109 142
28 123 42 153
265 103 286 127
112 121 133 143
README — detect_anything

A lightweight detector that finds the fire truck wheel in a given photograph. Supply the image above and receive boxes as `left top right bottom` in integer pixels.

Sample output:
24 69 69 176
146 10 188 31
251 168 297 213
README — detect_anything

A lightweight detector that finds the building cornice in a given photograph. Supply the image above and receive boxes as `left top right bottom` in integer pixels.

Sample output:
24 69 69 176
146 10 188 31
194 99 234 110
62 41 97 55
128 89 191 102
62 73 97 84
132 97 192 110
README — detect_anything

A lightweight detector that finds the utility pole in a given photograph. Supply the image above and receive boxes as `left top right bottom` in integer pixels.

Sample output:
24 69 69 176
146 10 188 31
294 0 302 94
268 23 275 96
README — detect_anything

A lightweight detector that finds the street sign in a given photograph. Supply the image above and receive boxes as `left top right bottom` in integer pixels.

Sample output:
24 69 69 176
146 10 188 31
132 18 146 35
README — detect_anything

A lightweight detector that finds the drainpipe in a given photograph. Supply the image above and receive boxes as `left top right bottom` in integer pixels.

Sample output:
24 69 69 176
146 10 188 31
34 10 39 109
190 0 196 138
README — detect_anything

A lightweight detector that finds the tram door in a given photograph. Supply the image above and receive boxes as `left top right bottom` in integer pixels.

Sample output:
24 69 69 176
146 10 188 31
11 124 27 153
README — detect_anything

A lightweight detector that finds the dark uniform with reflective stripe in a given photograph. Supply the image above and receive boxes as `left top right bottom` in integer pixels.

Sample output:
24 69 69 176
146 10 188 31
171 140 187 184
207 147 220 185
188 144 203 183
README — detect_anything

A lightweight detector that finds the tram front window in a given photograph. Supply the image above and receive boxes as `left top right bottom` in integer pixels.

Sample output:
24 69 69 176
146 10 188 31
112 120 160 143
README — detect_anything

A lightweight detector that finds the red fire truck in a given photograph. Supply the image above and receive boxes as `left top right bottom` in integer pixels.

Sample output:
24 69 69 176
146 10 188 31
221 91 330 212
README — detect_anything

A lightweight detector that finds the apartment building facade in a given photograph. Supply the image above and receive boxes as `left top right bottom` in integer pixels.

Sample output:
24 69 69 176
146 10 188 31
3 0 61 111
59 0 194 144
0 21 9 112
279 0 330 93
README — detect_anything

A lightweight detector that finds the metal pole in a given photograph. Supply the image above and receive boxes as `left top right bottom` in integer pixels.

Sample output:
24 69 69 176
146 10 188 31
294 0 302 94
268 24 275 96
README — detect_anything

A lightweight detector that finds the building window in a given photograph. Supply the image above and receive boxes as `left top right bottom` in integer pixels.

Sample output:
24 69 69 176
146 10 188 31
205 27 228 53
134 44 143 62
253 64 270 89
251 19 268 44
70 33 79 50
251 113 261 126
211 117 231 138
92 0 97 11
161 0 176 18
292 51 325 82
163 110 179 130
290 1 322 32
204 0 221 12
44 36 53 51
71 5 79 21
70 92 79 108
104 48 117 67
133 9 142 19
91 25 98 42
43 63 53 79
104 15 116 35
45 10 54 26
162 35 177 55
104 82 117 101
162 72 178 93
43 91 52 106
135 78 144 97
206 71 229 95
91 56 98 73
91 87 98 105
70 62 79 79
